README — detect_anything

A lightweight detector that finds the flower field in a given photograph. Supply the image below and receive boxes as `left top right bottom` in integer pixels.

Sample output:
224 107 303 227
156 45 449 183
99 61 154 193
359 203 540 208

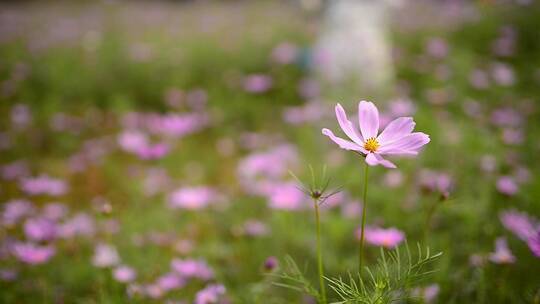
0 1 539 303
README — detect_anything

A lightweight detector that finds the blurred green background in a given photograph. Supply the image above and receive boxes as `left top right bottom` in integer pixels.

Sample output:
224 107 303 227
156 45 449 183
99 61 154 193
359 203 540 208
0 0 539 303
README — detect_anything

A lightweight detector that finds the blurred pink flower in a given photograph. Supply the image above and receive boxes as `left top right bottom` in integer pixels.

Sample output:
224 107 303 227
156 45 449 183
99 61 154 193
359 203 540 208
1 160 29 181
58 213 95 238
383 171 404 188
283 101 324 125
268 182 306 211
358 227 405 248
491 107 522 127
341 201 362 219
322 101 430 168
492 26 516 57
387 98 416 117
237 145 298 195
12 242 55 265
171 258 214 280
42 203 68 221
0 269 17 282
489 237 515 264
501 128 524 145
496 176 518 196
412 284 440 304
92 243 120 268
168 186 220 210
243 219 270 237
419 169 453 196
118 130 148 153
145 284 164 299
156 272 185 291
20 175 68 196
264 256 278 271
2 199 34 227
271 42 298 65
146 113 209 138
11 103 32 128
135 142 169 160
24 217 57 242
500 209 539 242
528 231 540 258
195 284 226 304
243 74 273 93
491 63 515 86
469 69 490 89
113 265 137 283
426 37 449 59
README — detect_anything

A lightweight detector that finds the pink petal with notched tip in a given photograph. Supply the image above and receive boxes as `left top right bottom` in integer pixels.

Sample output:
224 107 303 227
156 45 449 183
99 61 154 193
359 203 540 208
378 132 430 154
335 103 364 144
365 153 396 168
358 101 379 140
322 129 366 153
377 117 415 145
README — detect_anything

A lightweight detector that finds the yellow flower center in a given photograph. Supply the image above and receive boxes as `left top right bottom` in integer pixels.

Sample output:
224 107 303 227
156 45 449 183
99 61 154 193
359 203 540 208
364 137 379 153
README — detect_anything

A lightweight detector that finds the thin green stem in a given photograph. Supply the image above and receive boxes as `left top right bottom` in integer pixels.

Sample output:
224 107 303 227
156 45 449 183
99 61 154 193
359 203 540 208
423 198 438 242
358 162 369 274
314 199 327 304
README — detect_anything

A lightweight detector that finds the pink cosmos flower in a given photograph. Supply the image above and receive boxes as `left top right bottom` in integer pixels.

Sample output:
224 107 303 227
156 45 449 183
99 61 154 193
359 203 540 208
267 182 307 211
135 142 169 160
20 175 68 196
357 227 405 248
2 199 34 227
195 284 226 304
322 101 430 168
113 265 137 283
57 213 95 238
500 209 539 242
42 203 68 221
283 101 324 125
489 237 515 264
491 63 515 86
419 169 453 197
156 272 185 291
24 217 57 242
243 74 273 93
12 242 55 265
496 176 518 196
171 258 214 280
1 160 29 181
168 186 220 210
92 243 120 268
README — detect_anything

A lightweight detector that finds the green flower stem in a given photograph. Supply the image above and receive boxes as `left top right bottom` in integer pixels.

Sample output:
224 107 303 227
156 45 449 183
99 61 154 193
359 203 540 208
358 162 369 274
314 199 327 304
423 199 438 242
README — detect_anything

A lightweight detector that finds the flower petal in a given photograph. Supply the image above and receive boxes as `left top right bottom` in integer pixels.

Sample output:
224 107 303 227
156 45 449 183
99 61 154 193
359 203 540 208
358 101 379 140
366 153 397 169
322 129 366 153
335 103 364 144
365 153 379 166
378 132 430 154
365 153 396 168
377 117 415 146
374 154 397 168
